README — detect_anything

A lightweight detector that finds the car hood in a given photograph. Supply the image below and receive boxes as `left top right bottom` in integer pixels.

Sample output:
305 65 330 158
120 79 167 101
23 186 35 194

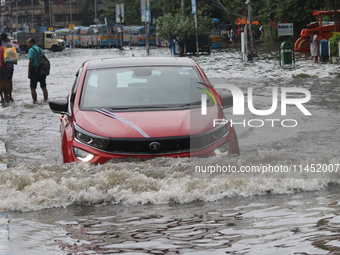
73 107 222 138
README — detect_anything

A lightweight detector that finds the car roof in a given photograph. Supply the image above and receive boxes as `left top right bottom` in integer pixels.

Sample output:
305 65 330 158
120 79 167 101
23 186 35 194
86 57 196 70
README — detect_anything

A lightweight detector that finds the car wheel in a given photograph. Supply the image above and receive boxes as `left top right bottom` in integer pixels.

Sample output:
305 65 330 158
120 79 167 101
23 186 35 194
52 45 59 52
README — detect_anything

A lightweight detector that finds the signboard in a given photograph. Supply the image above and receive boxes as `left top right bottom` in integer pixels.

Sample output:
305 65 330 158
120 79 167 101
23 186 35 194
278 23 294 36
146 10 150 23
141 0 150 22
116 4 124 23
191 0 196 14
104 17 107 26
68 25 74 30
141 0 145 22
31 29 36 33
93 19 99 24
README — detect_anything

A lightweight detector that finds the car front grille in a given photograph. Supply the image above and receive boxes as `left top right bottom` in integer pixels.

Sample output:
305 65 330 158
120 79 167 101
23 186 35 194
102 131 226 155
105 136 191 154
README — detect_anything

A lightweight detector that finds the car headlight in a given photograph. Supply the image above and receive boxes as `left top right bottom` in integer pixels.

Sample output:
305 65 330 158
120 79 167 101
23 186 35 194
74 123 110 151
73 147 95 162
192 123 229 149
212 125 227 139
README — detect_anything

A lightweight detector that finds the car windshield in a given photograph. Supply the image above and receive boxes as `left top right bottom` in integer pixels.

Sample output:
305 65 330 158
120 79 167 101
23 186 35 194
80 66 214 110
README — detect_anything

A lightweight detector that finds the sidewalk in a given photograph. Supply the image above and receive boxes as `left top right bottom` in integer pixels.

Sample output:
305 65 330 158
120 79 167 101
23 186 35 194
0 112 9 255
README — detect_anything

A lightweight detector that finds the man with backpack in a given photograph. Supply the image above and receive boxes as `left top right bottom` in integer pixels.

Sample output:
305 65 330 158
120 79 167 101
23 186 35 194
27 38 48 103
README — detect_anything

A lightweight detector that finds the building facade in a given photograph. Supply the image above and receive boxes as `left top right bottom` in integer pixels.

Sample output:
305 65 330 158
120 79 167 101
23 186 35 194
1 0 104 32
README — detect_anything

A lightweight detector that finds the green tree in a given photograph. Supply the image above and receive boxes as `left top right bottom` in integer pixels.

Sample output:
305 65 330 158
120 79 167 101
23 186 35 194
329 32 340 56
215 0 329 40
78 0 95 26
155 12 213 55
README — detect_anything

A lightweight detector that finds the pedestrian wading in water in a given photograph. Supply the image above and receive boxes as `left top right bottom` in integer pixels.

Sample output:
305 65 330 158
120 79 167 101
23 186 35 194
27 38 48 103
310 31 319 64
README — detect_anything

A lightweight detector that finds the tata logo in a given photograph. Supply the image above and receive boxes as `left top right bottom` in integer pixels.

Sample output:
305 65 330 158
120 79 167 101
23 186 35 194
149 142 161 151
201 85 312 116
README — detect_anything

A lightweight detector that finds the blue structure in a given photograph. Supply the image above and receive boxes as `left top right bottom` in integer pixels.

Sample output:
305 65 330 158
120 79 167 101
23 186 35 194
39 27 48 32
319 39 329 62
99 24 120 47
210 18 222 48
126 26 156 46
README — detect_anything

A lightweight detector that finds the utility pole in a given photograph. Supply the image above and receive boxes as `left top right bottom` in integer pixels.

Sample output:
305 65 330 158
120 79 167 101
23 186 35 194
16 0 18 32
70 0 73 48
94 0 98 49
246 0 253 56
119 0 123 47
49 0 52 27
31 0 34 30
145 0 149 54
181 0 184 16
191 0 199 57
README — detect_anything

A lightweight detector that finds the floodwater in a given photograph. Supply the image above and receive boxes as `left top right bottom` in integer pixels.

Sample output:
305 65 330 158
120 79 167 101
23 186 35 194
1 44 340 254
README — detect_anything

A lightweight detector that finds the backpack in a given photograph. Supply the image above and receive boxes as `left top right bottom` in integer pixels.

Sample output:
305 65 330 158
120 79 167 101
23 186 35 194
3 45 18 64
32 47 50 76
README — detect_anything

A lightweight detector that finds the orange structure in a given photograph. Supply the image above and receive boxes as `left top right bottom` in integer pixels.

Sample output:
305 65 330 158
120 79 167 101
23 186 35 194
236 17 260 26
294 10 340 51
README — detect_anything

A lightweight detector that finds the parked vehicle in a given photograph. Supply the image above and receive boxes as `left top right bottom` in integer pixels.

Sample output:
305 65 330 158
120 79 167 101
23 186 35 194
123 26 132 45
88 24 102 48
156 33 169 47
67 26 83 48
130 26 145 45
294 10 340 51
80 27 91 48
186 35 211 55
17 31 65 53
99 24 121 48
148 26 156 45
209 18 222 48
128 26 156 46
49 57 239 163
55 28 70 46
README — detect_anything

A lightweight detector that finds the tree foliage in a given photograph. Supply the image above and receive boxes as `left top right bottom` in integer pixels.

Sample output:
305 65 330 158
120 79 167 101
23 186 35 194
329 32 340 56
155 12 213 55
96 0 339 43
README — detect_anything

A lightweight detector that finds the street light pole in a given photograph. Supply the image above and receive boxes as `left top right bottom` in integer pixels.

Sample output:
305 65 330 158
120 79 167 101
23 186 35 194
49 0 51 27
119 0 123 47
16 0 18 32
70 0 73 48
94 0 98 49
94 0 97 20
145 0 149 54
31 0 34 30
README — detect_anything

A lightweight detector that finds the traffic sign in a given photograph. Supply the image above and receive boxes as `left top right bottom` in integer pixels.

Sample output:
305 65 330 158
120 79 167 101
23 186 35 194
31 29 35 33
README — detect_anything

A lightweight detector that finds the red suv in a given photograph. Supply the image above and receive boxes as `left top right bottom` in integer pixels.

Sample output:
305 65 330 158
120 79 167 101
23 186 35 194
49 57 239 163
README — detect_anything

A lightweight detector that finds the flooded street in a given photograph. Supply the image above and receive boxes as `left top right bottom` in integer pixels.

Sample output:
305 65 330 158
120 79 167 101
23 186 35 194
1 44 340 254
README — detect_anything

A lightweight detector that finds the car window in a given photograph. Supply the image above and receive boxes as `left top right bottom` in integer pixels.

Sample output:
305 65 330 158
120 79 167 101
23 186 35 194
80 66 213 110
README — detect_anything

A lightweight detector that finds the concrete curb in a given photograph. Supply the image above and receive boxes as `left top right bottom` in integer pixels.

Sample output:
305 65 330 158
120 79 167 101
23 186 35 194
0 113 8 255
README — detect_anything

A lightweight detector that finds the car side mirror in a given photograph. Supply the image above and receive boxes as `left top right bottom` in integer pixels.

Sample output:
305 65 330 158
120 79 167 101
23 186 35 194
49 99 68 114
219 92 233 108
